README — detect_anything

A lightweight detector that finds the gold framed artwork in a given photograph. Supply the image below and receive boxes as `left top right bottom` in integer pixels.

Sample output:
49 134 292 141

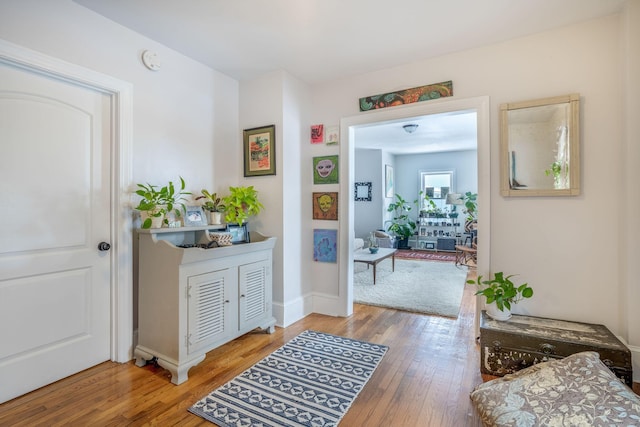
312 192 338 220
243 124 276 177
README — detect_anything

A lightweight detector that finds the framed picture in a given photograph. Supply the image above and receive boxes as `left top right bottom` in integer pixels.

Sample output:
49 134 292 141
354 182 372 201
244 124 276 177
313 192 338 220
313 229 337 263
325 125 339 145
385 164 394 197
313 155 339 184
311 124 324 144
184 206 207 226
226 223 250 244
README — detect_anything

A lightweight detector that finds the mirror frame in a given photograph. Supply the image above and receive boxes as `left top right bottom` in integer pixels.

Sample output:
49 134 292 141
500 93 580 197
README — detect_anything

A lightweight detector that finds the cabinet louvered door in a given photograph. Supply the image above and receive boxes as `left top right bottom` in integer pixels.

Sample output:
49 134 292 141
187 269 234 355
239 259 271 331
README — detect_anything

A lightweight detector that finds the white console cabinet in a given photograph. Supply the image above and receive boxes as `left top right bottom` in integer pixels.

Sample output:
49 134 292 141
134 226 276 384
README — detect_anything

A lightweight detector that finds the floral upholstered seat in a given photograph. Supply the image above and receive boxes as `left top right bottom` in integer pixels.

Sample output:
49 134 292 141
470 351 640 426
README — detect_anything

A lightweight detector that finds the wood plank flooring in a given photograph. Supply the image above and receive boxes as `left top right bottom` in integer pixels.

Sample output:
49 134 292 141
1 269 637 426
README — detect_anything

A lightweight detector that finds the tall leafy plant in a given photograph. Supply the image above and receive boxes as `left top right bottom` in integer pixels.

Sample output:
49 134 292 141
386 193 417 239
463 191 478 221
223 185 264 225
134 177 191 229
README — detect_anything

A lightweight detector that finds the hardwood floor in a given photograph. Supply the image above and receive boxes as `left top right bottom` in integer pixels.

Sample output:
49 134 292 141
1 269 637 426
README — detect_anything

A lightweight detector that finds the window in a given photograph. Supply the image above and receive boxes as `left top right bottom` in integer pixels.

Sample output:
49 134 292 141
420 171 453 210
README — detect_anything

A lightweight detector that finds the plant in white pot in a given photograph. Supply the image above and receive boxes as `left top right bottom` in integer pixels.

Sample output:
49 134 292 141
222 185 264 226
134 177 191 229
467 272 533 320
196 189 226 225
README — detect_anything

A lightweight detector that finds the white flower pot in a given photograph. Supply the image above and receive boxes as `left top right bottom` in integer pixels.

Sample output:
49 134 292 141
486 302 512 321
208 211 223 225
140 210 165 229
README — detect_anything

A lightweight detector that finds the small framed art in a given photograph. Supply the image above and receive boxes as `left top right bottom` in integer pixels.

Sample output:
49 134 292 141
354 182 372 201
385 164 394 197
244 124 276 177
313 229 337 263
184 206 207 226
312 192 338 220
226 222 250 244
313 155 339 184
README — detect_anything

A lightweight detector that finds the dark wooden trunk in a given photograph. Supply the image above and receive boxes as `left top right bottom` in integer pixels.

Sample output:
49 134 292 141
479 311 633 386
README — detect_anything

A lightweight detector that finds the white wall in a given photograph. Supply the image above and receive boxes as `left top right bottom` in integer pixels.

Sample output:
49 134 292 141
394 150 478 207
239 70 309 327
354 149 383 238
307 15 635 344
0 1 237 198
621 0 640 379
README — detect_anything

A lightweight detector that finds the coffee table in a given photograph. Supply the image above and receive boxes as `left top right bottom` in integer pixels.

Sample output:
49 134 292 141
353 248 397 284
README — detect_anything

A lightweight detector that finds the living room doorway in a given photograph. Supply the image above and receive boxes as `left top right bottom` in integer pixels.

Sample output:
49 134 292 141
351 112 477 316
336 96 491 318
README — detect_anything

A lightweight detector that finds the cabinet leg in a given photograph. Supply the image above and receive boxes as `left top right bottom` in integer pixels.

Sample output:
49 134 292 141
134 347 153 367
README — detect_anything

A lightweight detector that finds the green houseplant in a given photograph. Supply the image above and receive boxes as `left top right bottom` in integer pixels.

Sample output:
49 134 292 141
386 193 417 249
463 191 478 221
134 177 191 229
467 272 533 320
223 185 264 225
196 189 226 224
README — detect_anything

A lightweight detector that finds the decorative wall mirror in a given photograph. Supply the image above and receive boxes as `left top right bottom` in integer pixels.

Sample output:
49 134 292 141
354 182 372 201
500 93 580 197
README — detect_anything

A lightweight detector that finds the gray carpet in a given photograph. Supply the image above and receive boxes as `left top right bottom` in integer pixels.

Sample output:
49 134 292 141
354 258 467 318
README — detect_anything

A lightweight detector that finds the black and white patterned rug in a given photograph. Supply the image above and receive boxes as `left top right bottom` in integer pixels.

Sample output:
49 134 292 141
189 330 388 426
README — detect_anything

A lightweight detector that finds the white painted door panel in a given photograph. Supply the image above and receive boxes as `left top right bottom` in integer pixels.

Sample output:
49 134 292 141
0 61 111 403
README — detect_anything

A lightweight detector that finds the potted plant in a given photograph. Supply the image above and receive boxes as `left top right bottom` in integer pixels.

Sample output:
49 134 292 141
222 185 264 226
463 191 478 221
134 177 191 229
386 193 417 249
196 189 226 225
467 272 533 320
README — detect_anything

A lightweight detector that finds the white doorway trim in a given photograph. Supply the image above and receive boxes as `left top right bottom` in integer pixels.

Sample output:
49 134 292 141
338 96 491 317
0 39 133 362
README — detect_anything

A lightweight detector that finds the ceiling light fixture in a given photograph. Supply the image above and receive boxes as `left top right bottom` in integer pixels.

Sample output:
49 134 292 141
403 124 419 134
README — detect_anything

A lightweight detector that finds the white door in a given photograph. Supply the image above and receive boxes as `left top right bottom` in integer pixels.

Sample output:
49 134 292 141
0 60 112 403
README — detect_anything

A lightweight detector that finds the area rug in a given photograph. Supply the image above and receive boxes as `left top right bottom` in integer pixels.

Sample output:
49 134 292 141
354 259 467 317
394 250 456 262
189 330 388 427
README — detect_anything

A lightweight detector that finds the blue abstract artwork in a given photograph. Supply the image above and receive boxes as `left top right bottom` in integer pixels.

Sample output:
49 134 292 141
313 229 337 263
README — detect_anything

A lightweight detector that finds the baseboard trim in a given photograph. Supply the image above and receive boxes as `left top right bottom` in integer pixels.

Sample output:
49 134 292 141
272 294 313 328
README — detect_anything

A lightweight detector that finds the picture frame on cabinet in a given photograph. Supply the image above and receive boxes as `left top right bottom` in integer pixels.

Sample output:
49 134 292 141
184 206 207 226
227 222 250 244
244 124 276 176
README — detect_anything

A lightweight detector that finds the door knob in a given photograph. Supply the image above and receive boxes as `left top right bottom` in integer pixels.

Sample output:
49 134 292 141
98 242 111 251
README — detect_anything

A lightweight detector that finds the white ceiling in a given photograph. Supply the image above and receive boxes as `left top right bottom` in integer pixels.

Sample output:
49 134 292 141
73 0 624 154
354 110 478 155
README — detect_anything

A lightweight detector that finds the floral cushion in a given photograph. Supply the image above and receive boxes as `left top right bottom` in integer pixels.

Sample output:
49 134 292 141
470 351 640 426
